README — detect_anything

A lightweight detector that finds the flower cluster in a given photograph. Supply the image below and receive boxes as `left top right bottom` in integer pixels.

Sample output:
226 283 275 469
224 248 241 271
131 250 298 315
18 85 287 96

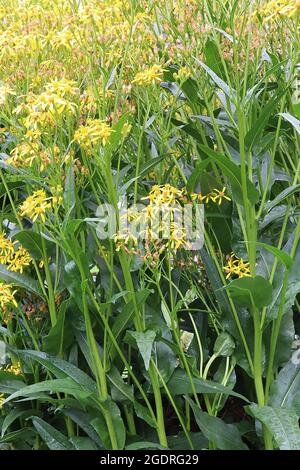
143 184 184 206
0 232 32 273
224 253 251 279
14 88 77 130
0 283 17 310
3 363 22 375
19 190 52 223
74 119 115 151
132 65 165 86
190 187 231 205
0 393 5 409
114 184 232 255
256 0 300 22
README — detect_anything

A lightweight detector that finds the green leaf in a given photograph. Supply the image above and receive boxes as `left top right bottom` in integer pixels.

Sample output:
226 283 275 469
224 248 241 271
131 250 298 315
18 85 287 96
13 230 54 260
204 39 225 79
62 409 102 447
32 417 74 450
107 113 133 153
90 416 109 449
268 234 300 320
137 156 166 179
171 118 203 143
42 300 68 355
199 145 260 205
107 366 134 402
214 332 235 357
186 159 211 192
248 404 300 450
0 428 35 444
98 399 126 450
126 441 166 450
245 88 287 149
0 379 27 395
279 112 300 135
186 397 248 450
0 264 45 299
0 180 26 198
109 289 151 353
194 59 236 100
64 162 75 212
130 330 156 371
18 350 97 393
256 242 293 269
200 247 232 314
167 431 208 450
225 275 273 309
1 409 42 438
269 357 300 416
167 369 249 402
2 378 94 405
265 184 300 213
134 401 157 428
105 400 126 450
69 436 99 450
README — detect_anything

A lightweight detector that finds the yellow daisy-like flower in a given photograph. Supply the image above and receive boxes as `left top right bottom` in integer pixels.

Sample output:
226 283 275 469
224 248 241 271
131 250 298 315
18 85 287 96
4 362 22 376
210 187 231 205
114 232 138 252
0 283 17 310
256 0 300 22
8 247 32 273
143 184 183 206
174 66 192 82
0 83 15 105
19 190 52 223
45 78 79 97
190 187 230 205
74 119 115 151
168 222 187 251
224 253 251 279
132 65 165 86
0 393 5 409
0 232 16 264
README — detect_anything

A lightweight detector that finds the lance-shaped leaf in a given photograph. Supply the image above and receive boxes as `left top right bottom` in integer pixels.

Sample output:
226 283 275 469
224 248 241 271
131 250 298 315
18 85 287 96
248 404 300 450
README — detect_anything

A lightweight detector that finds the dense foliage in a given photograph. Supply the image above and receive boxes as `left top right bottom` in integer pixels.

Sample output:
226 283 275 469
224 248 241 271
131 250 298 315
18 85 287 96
0 0 300 451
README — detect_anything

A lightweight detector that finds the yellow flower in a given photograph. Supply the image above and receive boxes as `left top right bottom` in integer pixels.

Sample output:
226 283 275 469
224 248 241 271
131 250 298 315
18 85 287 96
174 66 191 82
168 223 187 251
8 141 40 169
45 78 79 97
0 232 15 264
114 232 138 252
224 253 251 279
0 393 5 409
14 88 77 130
0 83 15 105
143 184 183 206
256 0 300 22
19 190 52 223
132 65 165 86
4 363 22 376
210 187 231 205
8 247 32 273
0 232 32 272
74 119 115 151
0 283 17 310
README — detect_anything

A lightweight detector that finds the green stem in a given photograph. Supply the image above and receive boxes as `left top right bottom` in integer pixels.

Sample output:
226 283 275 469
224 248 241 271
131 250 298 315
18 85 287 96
149 362 168 448
40 231 57 326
